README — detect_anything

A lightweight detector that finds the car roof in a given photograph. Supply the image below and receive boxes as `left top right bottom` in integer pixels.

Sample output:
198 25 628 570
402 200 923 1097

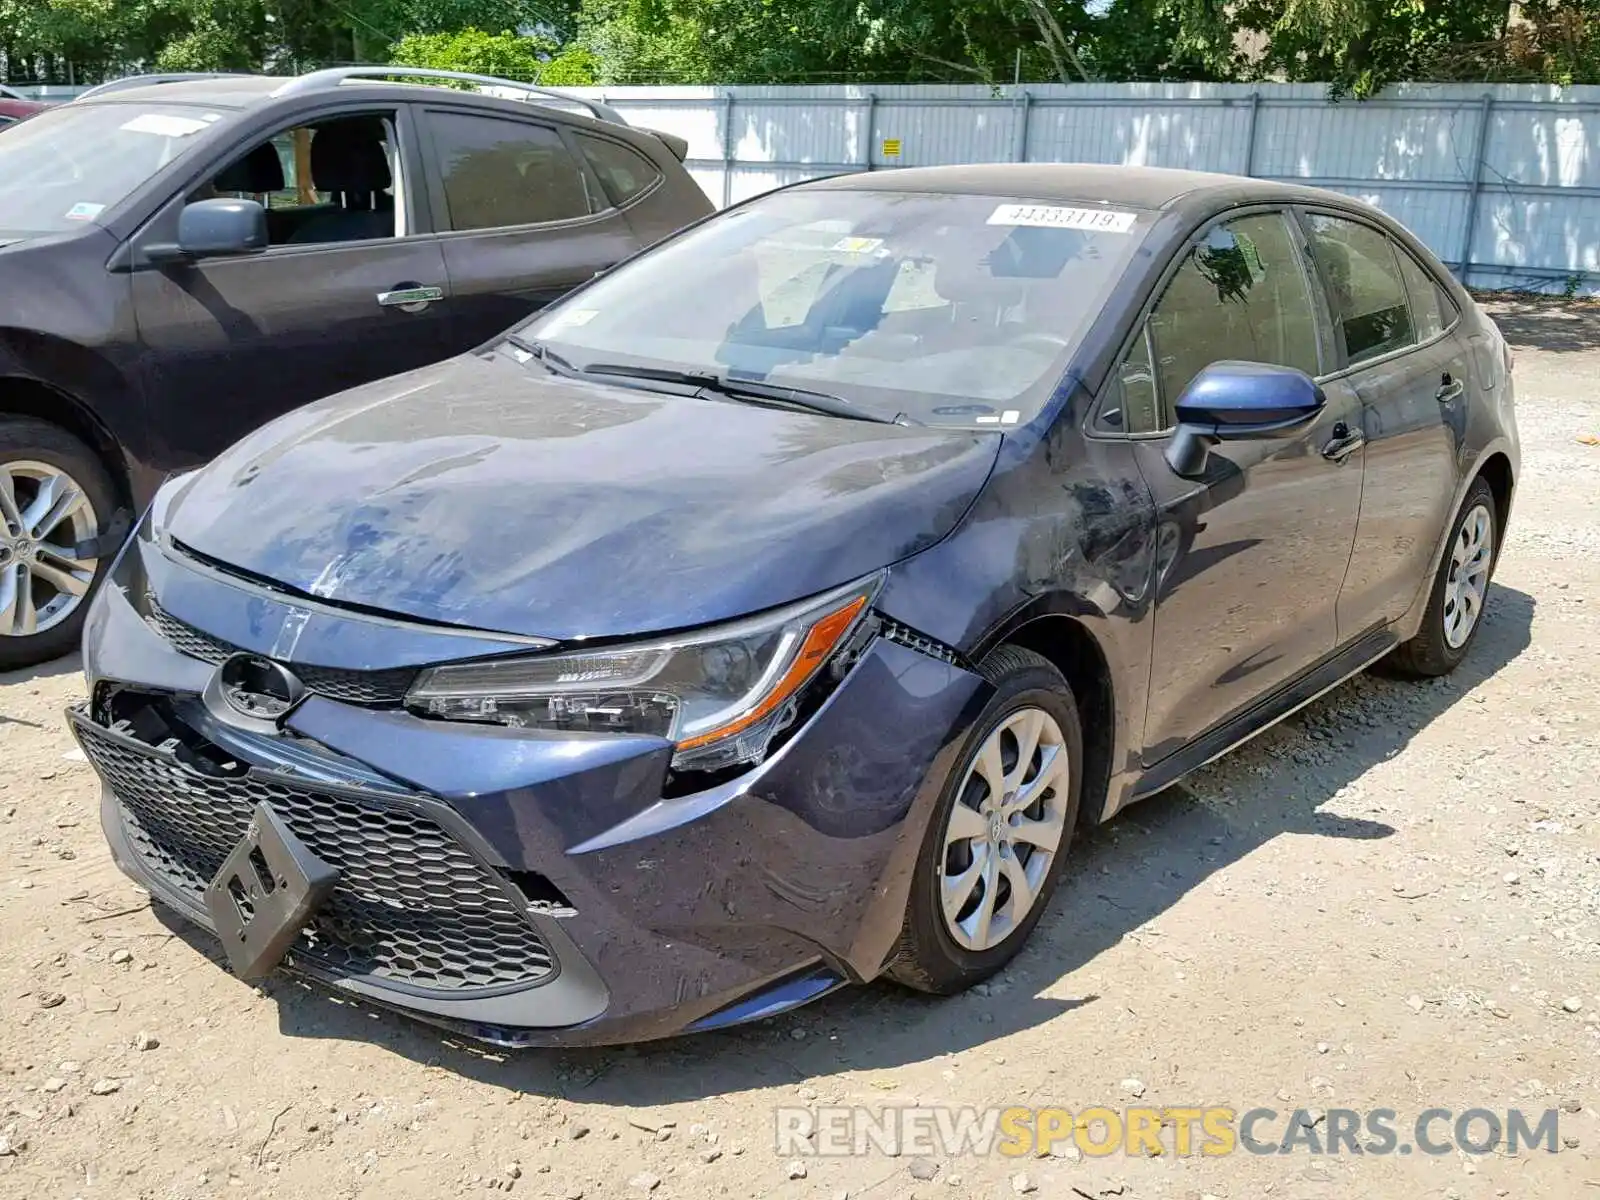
806 162 1344 213
73 74 622 126
82 76 285 108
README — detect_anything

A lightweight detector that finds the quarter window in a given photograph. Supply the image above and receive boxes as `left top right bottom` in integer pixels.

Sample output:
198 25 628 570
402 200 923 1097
1304 214 1416 364
428 112 595 231
1394 247 1457 342
577 134 661 207
1139 212 1321 429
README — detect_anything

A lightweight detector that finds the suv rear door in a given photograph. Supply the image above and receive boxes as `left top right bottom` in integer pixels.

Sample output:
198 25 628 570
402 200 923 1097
129 104 453 467
418 107 641 347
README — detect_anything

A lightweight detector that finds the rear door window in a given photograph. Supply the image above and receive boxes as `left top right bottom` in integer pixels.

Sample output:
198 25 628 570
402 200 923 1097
426 111 597 231
1303 213 1416 365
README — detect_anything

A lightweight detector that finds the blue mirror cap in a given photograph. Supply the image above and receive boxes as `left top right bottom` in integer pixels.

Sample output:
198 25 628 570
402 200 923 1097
1175 360 1326 426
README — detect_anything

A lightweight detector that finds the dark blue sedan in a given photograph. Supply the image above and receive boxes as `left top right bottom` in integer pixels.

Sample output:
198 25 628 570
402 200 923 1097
72 164 1518 1046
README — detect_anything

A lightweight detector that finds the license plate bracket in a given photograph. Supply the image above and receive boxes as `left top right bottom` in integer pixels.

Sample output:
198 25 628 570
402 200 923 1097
203 802 338 980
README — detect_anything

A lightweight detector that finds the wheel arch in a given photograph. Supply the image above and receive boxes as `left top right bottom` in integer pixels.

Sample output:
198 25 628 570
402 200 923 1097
0 375 133 507
1396 440 1518 645
1475 450 1515 541
974 608 1118 828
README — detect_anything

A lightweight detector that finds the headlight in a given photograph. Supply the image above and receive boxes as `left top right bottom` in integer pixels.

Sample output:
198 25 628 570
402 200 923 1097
406 575 881 773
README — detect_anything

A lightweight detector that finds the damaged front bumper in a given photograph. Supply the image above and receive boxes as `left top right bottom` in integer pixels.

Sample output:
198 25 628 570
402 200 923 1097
75 537 989 1047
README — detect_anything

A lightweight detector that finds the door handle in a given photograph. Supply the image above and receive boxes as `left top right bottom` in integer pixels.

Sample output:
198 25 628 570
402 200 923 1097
1321 421 1365 464
1436 373 1465 403
376 284 444 312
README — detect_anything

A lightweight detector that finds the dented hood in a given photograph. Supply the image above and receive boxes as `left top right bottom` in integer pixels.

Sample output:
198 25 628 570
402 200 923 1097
162 353 1000 642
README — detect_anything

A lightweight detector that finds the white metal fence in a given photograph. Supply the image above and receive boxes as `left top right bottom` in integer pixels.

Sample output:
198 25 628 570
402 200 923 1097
564 82 1600 294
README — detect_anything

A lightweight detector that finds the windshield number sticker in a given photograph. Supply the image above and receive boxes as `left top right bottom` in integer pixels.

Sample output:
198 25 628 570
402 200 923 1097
987 204 1138 233
830 235 885 256
64 202 106 221
120 113 210 137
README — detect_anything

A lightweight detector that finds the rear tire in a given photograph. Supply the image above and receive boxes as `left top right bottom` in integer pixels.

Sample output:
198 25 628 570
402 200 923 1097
1388 477 1498 679
0 416 118 671
887 645 1082 995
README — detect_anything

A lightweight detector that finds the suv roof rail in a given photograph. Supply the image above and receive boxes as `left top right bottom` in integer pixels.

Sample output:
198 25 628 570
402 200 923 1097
270 66 628 126
75 72 256 101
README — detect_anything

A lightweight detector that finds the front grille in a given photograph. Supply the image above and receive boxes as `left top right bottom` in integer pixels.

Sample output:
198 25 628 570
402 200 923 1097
289 663 422 705
72 711 555 992
145 597 419 705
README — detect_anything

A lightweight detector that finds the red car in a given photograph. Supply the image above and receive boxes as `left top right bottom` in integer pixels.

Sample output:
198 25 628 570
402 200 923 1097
0 88 48 127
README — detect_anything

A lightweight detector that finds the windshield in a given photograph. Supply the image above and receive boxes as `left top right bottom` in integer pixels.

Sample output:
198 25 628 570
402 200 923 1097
518 188 1151 427
0 102 218 237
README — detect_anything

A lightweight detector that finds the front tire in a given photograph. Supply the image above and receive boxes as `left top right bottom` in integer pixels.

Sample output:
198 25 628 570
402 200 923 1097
1388 477 1499 678
0 417 117 671
887 645 1083 995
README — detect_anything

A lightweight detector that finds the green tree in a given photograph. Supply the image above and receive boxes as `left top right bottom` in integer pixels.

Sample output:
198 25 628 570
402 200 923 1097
574 0 1099 84
537 44 600 81
4 0 1595 94
390 26 554 78
576 0 712 83
1087 0 1227 80
1238 0 1508 96
389 24 599 82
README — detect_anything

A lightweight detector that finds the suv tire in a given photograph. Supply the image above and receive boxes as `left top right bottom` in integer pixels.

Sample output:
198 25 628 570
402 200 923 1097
0 417 119 670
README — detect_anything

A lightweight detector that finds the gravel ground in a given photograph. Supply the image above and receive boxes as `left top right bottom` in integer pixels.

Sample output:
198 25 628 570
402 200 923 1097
1 299 1596 1200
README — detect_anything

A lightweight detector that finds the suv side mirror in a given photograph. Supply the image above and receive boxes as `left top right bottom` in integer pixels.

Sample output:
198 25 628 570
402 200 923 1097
1165 360 1326 478
148 198 268 264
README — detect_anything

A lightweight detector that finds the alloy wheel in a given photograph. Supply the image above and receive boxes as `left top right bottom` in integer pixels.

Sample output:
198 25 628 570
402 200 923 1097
0 460 100 638
939 706 1071 952
1442 502 1493 649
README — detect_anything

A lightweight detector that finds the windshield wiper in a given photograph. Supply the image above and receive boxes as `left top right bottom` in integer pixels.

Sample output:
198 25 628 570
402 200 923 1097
501 340 912 426
502 334 582 378
581 362 911 426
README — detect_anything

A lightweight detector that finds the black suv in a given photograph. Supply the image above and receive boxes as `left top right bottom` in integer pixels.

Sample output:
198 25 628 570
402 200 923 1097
0 67 712 668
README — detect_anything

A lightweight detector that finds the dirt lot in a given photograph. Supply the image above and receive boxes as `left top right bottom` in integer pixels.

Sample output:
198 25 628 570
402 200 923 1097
2 299 1597 1200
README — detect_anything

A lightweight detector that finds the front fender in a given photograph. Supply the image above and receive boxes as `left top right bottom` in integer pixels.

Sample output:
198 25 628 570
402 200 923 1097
875 418 1158 826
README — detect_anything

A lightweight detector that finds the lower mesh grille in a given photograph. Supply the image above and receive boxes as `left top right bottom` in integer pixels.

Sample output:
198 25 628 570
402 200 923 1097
144 597 419 705
71 710 555 992
145 599 233 665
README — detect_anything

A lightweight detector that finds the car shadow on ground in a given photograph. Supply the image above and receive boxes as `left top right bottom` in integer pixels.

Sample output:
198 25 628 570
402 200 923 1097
163 585 1534 1102
1480 295 1600 352
0 649 83 690
0 652 82 729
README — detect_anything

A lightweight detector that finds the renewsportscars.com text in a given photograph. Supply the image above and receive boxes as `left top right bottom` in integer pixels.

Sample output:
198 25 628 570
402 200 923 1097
774 1105 1562 1158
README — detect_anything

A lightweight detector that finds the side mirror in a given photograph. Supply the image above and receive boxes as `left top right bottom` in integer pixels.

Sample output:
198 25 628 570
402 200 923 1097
147 198 268 264
1165 361 1326 478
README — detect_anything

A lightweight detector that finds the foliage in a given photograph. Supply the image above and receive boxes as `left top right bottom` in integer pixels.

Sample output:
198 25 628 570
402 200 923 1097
1 0 1596 95
536 43 598 82
390 26 553 78
389 24 598 82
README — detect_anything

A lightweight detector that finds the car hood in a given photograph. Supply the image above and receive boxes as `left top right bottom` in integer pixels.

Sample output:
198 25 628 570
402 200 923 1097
161 352 1001 642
